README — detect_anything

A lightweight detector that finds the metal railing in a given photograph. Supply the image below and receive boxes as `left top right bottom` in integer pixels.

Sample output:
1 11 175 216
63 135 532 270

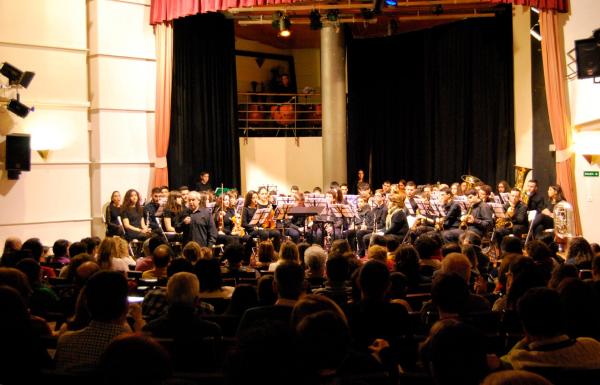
238 92 322 137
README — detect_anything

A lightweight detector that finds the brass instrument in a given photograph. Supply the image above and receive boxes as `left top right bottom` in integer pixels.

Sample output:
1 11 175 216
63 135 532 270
495 205 514 230
459 206 473 230
461 175 481 191
514 165 532 204
434 216 444 232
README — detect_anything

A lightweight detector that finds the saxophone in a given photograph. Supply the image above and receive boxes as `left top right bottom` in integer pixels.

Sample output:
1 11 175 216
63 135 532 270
459 206 473 230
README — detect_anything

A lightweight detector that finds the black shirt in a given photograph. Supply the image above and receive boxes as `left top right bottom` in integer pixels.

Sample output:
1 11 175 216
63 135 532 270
527 191 546 213
121 206 143 237
185 207 217 246
105 203 124 236
144 201 161 231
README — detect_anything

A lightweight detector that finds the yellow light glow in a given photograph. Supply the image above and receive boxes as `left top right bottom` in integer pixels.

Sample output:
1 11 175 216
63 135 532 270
279 29 291 37
573 130 600 155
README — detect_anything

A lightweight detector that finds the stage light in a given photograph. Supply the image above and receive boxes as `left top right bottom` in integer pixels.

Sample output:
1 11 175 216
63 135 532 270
278 15 291 37
7 99 32 118
0 62 35 88
385 0 397 6
326 10 339 22
309 10 322 30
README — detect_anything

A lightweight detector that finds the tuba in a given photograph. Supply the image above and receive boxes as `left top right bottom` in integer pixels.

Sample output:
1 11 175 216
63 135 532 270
461 175 481 192
514 165 532 204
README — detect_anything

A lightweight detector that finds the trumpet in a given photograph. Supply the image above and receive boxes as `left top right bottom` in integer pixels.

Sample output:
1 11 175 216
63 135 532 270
459 206 473 230
434 216 444 232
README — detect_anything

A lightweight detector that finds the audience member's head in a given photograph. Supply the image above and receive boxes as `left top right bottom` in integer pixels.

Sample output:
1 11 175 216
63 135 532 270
21 238 44 261
440 253 471 282
166 257 193 277
278 241 300 264
52 239 70 259
330 239 352 256
182 241 202 264
359 260 390 300
80 237 100 256
388 272 409 300
369 235 387 248
415 234 439 260
429 322 488 385
64 253 95 283
394 244 421 285
517 287 565 339
548 263 578 289
257 241 275 263
367 245 388 263
326 255 349 284
148 236 166 255
432 273 469 317
100 334 172 385
506 256 547 310
195 258 223 292
166 272 199 306
257 275 277 306
501 236 523 255
15 258 41 286
3 236 22 254
274 262 305 300
84 271 129 322
459 231 482 247
223 242 245 267
567 237 594 268
226 285 258 316
441 242 461 258
291 294 347 330
152 245 172 270
557 277 600 339
303 245 326 277
385 235 401 254
68 242 87 260
0 267 32 301
481 370 552 385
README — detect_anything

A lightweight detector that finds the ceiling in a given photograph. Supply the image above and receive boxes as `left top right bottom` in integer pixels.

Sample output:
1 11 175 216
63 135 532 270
228 0 504 49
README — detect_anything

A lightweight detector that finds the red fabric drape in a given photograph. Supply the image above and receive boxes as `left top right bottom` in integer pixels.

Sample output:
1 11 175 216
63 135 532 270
539 10 581 235
150 0 300 25
153 22 173 187
489 0 569 13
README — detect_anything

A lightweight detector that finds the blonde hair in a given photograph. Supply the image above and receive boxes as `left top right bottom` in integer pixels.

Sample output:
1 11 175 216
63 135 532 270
182 241 202 263
116 237 129 258
367 245 388 263
167 272 199 306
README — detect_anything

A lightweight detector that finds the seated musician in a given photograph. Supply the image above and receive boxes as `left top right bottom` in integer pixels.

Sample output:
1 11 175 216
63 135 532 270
348 196 372 256
256 186 282 247
121 189 152 241
495 188 528 246
532 184 565 239
241 190 281 255
105 191 124 237
383 193 409 241
143 187 162 234
213 192 239 246
443 189 493 243
284 192 305 243
312 189 344 246
478 184 493 203
361 189 387 254
162 190 185 240
439 187 461 231
404 181 419 215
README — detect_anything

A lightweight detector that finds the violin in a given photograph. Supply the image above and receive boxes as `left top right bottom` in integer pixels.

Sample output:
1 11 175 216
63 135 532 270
262 209 276 229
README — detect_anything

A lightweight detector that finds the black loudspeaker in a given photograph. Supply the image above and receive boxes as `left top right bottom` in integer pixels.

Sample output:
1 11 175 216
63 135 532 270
6 133 31 172
575 38 600 79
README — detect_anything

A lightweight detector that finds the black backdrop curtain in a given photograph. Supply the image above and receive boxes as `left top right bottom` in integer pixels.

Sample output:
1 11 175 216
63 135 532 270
168 13 240 190
347 11 515 188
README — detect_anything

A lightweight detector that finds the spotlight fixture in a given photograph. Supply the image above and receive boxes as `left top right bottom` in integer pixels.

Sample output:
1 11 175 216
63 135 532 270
433 4 443 15
0 62 35 88
326 10 339 22
309 9 322 30
360 8 375 20
385 0 397 6
530 23 542 41
272 12 291 38
7 98 32 118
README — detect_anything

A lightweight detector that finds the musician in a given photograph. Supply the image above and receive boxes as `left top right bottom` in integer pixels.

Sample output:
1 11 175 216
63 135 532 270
348 196 372 255
439 187 461 230
382 180 392 195
384 193 409 241
495 188 528 245
450 182 461 196
105 190 124 237
478 184 493 203
163 190 186 233
361 189 387 254
195 171 212 192
355 169 366 194
284 192 305 243
398 179 406 193
257 186 283 245
526 179 546 213
242 189 281 251
404 181 419 214
313 189 344 246
183 191 217 247
178 185 190 207
143 187 162 233
443 189 493 242
532 184 565 239
121 189 151 241
213 192 238 246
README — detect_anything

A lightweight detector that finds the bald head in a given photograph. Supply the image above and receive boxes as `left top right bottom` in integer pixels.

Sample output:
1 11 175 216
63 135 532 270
153 245 171 269
441 253 471 282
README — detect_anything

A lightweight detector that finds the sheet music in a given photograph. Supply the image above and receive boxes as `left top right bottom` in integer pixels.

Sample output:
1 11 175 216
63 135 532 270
249 207 271 226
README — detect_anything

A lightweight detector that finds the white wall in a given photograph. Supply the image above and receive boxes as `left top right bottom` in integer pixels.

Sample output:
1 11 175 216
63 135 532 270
88 0 156 237
239 137 323 194
561 0 600 242
0 0 90 246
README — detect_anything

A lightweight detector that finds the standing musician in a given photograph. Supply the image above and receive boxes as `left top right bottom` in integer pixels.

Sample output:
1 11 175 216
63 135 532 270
121 189 152 241
495 188 528 246
213 192 239 246
105 190 124 237
182 191 217 247
347 195 372 255
361 189 387 254
144 187 162 233
163 190 186 234
443 189 493 242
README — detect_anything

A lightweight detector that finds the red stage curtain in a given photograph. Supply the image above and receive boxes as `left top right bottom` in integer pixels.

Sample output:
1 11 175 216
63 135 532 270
489 0 569 13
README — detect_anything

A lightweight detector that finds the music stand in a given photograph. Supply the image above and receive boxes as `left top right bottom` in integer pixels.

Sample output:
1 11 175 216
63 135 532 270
489 203 506 219
249 208 271 228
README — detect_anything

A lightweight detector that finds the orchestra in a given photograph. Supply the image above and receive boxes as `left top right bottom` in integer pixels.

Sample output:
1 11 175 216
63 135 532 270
105 170 571 265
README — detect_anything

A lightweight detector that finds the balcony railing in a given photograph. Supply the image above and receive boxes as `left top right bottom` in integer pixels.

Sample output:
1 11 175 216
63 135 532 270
238 92 322 138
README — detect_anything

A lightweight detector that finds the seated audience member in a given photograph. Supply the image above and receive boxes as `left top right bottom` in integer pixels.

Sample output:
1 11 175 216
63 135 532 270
237 262 305 335
195 257 234 299
51 239 71 265
304 245 327 288
430 273 470 322
482 370 552 385
15 258 59 319
312 255 352 306
21 238 56 279
222 242 258 279
415 234 441 278
492 256 547 312
493 252 522 295
424 321 489 385
141 245 171 280
1 236 22 265
269 240 301 272
68 241 88 261
500 287 600 370
135 238 154 272
55 271 132 372
367 245 388 265
565 237 595 269
115 237 136 267
143 272 221 339
387 272 411 311
58 258 99 317
225 284 259 316
257 274 277 306
548 263 579 290
81 237 101 258
525 240 558 282
254 240 276 270
441 242 461 258
181 241 202 265
557 277 600 340
100 334 172 385
0 286 51 384
346 260 410 351
394 244 424 290
500 236 523 256
97 237 129 273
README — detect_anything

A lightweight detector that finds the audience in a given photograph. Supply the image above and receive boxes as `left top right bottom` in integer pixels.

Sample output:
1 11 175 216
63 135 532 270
141 244 171 279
